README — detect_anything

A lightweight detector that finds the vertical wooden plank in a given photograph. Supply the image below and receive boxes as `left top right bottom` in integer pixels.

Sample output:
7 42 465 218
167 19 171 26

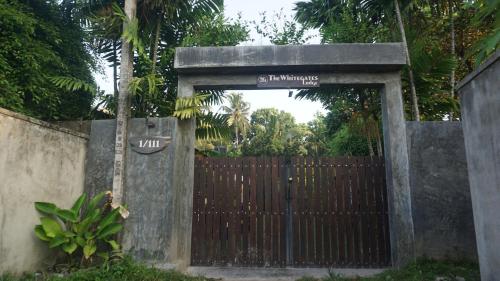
314 158 323 265
279 156 287 266
337 157 347 266
321 157 330 266
367 156 377 267
226 158 235 265
256 157 265 266
264 157 272 266
291 157 300 266
381 157 391 266
249 157 257 264
329 158 338 266
305 157 314 265
199 158 210 265
235 157 244 265
373 157 382 266
214 158 223 264
191 158 199 265
241 157 250 265
271 157 280 266
222 158 229 265
347 157 358 267
358 157 369 267
206 157 215 265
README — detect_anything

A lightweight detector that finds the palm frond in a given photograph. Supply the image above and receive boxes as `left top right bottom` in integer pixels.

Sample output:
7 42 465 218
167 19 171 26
196 112 232 140
50 76 97 94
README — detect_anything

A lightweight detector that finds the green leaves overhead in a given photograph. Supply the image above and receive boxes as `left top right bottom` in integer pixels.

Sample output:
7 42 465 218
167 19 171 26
50 76 97 95
173 94 210 120
0 0 96 120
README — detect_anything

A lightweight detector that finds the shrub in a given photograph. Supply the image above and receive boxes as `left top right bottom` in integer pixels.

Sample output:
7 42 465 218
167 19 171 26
34 192 128 266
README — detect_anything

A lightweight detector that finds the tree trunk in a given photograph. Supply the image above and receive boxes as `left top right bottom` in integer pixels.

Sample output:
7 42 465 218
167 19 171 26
113 40 119 104
376 130 383 157
112 0 137 207
151 17 162 74
449 0 456 121
235 126 239 147
367 132 375 157
394 0 420 121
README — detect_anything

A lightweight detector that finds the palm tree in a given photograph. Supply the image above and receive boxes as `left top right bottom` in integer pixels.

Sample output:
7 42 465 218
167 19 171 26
222 93 251 147
112 0 137 206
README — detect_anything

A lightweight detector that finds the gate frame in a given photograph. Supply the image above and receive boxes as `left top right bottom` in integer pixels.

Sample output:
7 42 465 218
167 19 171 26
170 44 415 269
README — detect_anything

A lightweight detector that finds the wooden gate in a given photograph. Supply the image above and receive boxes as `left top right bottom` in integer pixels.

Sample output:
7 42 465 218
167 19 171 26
191 156 390 268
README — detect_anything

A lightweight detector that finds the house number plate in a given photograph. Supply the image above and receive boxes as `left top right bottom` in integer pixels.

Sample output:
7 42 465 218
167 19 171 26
129 136 171 154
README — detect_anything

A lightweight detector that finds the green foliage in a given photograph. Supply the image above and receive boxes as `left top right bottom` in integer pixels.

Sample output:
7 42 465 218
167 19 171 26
222 93 251 146
467 0 500 65
0 258 214 281
34 192 128 266
328 125 371 156
242 108 310 157
253 9 313 45
173 94 210 120
0 0 96 120
296 259 479 281
174 94 232 140
294 0 497 121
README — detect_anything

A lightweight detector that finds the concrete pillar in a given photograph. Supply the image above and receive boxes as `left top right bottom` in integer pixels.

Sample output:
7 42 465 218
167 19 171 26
170 77 196 269
381 74 415 267
458 53 500 281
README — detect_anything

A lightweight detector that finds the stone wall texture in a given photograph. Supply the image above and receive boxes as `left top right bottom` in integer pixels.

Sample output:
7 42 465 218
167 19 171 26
406 121 477 260
458 52 499 281
0 108 88 274
84 118 177 265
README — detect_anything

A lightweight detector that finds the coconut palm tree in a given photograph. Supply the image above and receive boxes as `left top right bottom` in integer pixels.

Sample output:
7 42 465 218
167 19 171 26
112 0 137 206
222 93 251 147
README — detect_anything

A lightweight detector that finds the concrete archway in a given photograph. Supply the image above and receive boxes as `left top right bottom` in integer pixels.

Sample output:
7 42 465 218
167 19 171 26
170 44 415 269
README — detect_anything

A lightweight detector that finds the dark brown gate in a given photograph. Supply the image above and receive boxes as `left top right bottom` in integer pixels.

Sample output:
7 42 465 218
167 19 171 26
191 156 390 268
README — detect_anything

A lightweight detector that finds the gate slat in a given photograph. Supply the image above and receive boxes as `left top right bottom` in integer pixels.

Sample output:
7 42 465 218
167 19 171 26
264 157 272 266
357 157 368 267
314 158 323 265
320 157 329 265
249 157 257 264
279 156 287 266
271 157 279 266
291 157 300 265
256 157 264 266
337 157 347 266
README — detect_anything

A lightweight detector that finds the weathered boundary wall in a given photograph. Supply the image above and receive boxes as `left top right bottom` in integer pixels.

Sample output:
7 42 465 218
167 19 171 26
406 121 477 260
0 108 88 274
84 118 177 266
458 52 499 281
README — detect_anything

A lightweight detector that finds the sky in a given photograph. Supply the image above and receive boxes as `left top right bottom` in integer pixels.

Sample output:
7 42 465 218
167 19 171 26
95 0 325 124
218 0 325 124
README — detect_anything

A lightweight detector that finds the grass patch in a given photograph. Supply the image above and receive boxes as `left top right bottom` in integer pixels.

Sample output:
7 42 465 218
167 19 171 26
1 258 479 281
0 258 215 281
298 259 480 281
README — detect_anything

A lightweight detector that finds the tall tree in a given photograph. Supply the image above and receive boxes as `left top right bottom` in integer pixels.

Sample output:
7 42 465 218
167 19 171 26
222 93 251 147
357 0 420 120
112 0 137 206
0 0 96 120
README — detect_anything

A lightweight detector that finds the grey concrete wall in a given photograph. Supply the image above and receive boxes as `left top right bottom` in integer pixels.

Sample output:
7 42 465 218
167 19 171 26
84 117 177 265
406 122 477 260
0 108 88 274
458 52 500 281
